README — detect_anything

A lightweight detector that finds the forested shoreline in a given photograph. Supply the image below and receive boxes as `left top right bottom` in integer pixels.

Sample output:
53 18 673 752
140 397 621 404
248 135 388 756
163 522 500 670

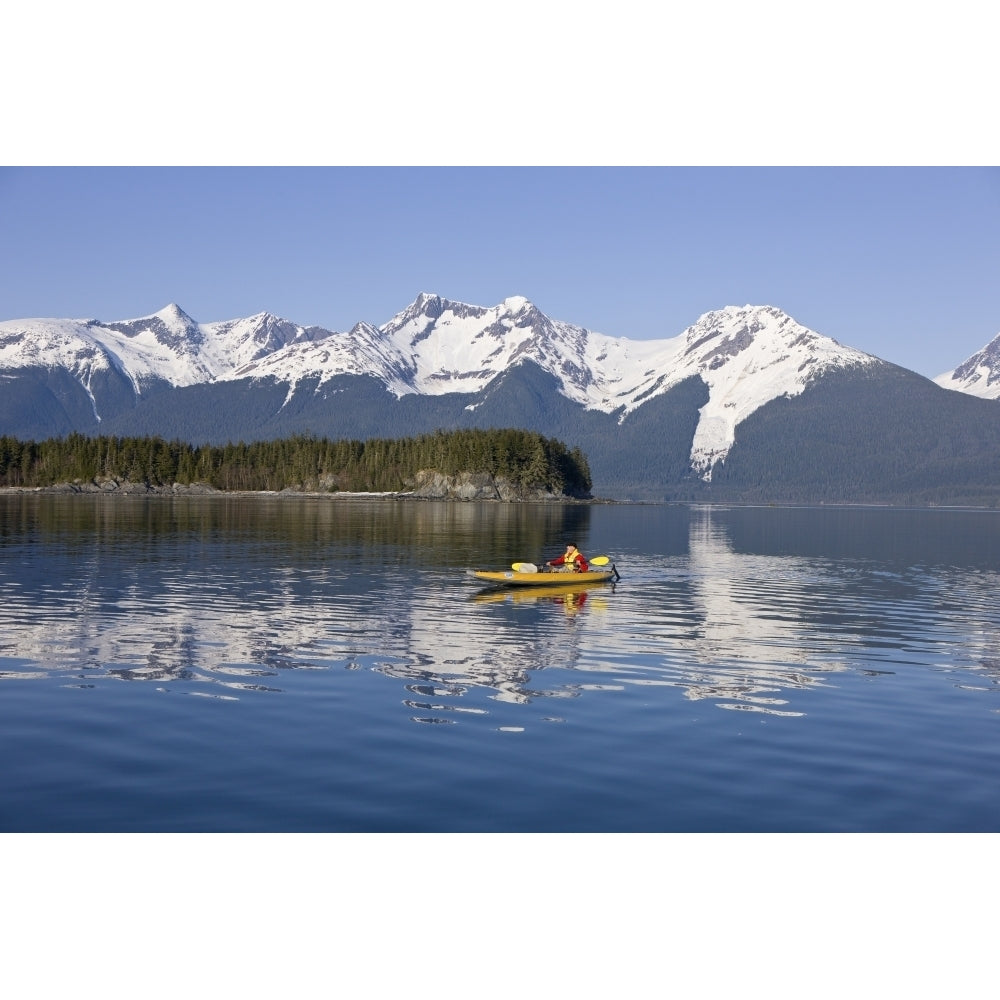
0 429 592 497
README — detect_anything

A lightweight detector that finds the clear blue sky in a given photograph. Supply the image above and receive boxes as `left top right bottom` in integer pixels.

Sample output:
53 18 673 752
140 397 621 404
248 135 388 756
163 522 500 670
2 166 997 378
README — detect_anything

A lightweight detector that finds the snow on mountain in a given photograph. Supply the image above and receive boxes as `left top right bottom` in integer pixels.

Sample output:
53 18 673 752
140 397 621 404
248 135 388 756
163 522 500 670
221 292 617 400
99 304 325 384
662 305 877 475
222 320 410 395
201 310 328 374
933 331 1000 400
377 293 610 398
85 305 212 387
227 294 879 476
0 294 880 475
0 304 323 392
0 315 112 381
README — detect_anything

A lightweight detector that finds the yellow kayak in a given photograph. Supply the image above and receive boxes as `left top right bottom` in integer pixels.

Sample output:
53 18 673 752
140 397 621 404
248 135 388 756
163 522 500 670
469 567 618 587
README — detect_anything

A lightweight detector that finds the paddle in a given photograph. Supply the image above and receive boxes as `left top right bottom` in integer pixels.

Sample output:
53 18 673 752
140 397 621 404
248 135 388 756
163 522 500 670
511 555 612 571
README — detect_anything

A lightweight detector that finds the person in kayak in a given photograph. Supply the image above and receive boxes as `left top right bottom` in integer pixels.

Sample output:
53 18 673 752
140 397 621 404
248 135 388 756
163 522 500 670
546 543 589 573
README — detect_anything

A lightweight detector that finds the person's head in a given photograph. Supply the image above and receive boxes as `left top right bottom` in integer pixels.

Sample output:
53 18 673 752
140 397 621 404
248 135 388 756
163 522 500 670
565 543 577 553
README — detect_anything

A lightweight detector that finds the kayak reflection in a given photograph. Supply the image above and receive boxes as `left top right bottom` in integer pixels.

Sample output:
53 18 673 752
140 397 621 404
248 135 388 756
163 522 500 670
471 580 614 616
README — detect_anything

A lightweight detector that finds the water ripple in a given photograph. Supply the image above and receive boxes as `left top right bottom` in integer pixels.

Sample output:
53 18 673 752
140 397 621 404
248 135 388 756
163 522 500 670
3 497 1000 729
5 497 1000 832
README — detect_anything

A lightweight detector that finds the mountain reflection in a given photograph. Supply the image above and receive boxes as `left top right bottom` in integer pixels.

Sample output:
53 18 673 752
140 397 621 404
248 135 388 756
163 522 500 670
376 581 617 714
0 496 603 715
600 510 855 715
603 506 1000 715
3 495 1000 726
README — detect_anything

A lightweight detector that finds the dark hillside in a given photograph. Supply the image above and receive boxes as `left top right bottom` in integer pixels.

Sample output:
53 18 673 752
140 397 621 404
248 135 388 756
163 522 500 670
708 364 1000 505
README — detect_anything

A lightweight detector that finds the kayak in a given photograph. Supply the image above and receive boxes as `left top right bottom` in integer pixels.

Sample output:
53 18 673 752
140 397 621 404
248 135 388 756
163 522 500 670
469 567 618 587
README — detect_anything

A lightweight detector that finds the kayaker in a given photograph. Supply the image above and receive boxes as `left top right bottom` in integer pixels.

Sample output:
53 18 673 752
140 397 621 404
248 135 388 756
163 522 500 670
546 543 589 573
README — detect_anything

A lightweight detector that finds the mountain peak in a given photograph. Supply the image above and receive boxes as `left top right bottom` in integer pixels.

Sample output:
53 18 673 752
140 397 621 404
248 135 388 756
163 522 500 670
934 330 1000 400
503 295 531 313
151 303 197 326
665 304 879 478
385 293 445 331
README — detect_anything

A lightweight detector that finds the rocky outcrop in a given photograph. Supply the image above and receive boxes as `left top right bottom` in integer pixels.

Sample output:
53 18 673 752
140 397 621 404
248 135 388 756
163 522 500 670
407 470 566 501
30 478 221 495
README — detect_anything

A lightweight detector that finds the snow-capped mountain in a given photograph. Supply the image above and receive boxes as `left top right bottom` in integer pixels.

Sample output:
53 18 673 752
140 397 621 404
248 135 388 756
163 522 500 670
0 303 323 392
1 293 876 475
6 293 1000 504
934 330 1000 400
221 293 878 475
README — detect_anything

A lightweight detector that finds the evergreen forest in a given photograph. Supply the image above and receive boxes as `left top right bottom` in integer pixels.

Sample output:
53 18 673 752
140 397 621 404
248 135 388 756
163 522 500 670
0 429 593 497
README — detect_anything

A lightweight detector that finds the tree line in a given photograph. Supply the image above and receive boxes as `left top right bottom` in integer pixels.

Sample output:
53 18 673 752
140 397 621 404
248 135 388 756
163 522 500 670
0 429 592 496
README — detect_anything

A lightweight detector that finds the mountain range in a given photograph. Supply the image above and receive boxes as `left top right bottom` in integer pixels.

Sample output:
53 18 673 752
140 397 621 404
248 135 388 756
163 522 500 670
2 294 1000 504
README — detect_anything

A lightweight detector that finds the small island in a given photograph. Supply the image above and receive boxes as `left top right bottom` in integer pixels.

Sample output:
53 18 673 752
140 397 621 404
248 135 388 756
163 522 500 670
0 428 593 502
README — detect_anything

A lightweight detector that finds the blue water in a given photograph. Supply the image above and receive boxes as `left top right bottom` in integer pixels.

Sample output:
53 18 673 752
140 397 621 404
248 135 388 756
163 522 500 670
2 495 999 831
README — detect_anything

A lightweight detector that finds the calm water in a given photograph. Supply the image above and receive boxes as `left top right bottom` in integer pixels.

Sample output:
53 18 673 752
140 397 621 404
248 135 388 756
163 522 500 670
1 494 999 832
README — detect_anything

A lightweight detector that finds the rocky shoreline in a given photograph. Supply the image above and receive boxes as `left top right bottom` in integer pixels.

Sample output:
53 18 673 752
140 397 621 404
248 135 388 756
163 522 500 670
0 470 592 502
